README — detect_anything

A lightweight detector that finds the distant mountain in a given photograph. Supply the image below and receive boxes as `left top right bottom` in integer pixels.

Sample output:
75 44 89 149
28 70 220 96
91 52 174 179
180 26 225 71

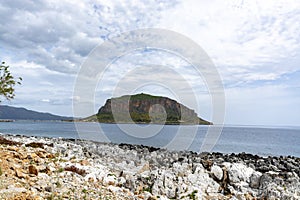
84 93 212 125
0 105 73 121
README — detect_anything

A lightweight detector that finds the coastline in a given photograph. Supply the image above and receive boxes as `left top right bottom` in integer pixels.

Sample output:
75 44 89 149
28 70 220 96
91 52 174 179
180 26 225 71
0 134 299 199
75 119 212 125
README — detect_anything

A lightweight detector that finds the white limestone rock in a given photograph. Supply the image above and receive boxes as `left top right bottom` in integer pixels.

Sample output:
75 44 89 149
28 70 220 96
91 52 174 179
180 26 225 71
211 165 223 181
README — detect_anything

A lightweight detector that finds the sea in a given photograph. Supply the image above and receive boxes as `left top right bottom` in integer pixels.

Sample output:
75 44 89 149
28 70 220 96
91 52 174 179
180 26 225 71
0 121 299 157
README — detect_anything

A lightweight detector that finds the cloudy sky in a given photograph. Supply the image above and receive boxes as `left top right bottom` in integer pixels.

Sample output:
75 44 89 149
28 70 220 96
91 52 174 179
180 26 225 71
1 0 300 126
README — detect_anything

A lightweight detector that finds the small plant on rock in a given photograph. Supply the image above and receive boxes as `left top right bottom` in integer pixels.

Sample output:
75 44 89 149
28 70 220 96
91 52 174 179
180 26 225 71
188 190 198 200
57 168 64 173
56 181 62 188
82 188 88 193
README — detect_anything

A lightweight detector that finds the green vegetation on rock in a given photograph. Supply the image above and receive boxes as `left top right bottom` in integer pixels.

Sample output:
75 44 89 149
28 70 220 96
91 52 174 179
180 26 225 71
84 93 212 125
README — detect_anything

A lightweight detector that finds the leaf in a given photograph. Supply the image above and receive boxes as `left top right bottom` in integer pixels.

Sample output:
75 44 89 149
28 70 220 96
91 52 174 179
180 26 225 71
0 61 22 101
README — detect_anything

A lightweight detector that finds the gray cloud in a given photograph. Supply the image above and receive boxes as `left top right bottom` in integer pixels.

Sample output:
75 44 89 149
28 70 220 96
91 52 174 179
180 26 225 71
2 0 300 125
1 0 178 74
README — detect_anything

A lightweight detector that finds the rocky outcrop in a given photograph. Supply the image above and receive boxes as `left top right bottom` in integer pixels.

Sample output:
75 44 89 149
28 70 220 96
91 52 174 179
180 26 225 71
0 135 299 199
96 93 211 125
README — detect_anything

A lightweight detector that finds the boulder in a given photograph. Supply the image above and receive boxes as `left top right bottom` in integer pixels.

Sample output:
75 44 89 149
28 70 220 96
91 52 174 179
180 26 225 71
249 171 262 189
103 175 117 186
15 169 26 179
211 165 223 181
28 165 38 176
227 163 254 184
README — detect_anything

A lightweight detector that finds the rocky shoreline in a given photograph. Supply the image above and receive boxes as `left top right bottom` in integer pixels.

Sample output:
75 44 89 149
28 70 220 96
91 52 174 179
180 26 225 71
0 134 299 199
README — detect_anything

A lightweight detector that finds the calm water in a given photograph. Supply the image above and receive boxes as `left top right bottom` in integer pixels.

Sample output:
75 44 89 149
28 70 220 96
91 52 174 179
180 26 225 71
0 121 299 157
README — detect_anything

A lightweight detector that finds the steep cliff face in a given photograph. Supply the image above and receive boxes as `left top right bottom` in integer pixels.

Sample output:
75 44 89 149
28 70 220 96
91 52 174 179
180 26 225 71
96 93 211 125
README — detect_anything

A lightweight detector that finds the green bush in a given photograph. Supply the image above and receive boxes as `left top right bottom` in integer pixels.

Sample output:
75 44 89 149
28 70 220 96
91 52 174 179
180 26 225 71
0 61 22 102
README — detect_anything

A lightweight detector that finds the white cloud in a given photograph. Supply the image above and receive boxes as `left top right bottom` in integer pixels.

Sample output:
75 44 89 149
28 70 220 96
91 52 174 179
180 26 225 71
2 59 76 115
0 0 179 115
41 99 50 103
1 0 300 125
158 0 300 84
1 0 178 73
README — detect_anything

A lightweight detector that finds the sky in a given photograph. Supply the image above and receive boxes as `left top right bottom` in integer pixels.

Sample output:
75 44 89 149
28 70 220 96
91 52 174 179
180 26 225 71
1 0 300 126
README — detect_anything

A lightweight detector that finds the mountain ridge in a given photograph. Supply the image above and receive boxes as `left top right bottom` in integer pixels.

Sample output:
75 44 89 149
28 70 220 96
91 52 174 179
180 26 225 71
0 105 73 121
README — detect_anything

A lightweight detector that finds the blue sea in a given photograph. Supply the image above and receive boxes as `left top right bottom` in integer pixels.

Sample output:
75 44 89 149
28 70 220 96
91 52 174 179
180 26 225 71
0 121 299 157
